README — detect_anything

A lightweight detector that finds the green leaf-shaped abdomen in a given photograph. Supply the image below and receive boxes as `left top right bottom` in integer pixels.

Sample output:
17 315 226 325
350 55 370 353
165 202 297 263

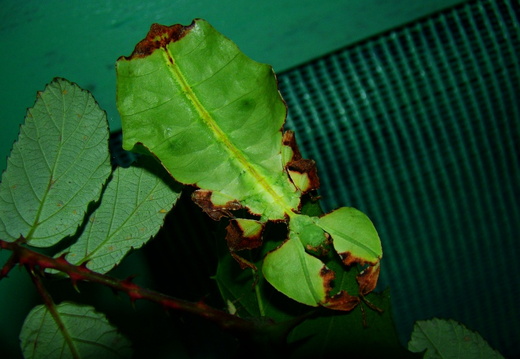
117 20 300 220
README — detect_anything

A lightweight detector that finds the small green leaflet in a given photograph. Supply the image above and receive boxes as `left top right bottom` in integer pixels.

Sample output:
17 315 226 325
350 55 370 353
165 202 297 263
56 160 180 273
116 19 382 310
20 302 132 359
0 78 111 247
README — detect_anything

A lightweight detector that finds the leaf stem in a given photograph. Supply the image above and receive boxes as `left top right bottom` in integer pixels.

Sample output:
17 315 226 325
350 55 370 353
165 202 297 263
28 267 81 359
252 268 266 317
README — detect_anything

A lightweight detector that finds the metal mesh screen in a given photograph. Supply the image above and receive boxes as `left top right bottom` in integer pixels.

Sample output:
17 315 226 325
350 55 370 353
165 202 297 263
278 0 519 355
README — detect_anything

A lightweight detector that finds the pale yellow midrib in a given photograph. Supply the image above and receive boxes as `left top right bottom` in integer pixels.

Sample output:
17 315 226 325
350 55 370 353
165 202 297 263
161 50 296 217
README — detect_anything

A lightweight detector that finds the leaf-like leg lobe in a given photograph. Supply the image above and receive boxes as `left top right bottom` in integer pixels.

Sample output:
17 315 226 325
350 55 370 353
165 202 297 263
192 189 243 221
320 266 361 311
282 131 320 193
226 219 264 251
225 219 264 270
357 262 381 296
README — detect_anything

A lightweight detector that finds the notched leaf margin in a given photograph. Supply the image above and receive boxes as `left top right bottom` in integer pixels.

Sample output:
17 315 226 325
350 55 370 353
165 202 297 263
122 21 197 59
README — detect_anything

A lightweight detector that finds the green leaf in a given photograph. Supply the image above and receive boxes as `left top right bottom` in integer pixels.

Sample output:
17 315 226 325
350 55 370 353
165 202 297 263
20 302 132 359
0 78 111 247
287 290 420 358
317 207 382 265
57 159 181 273
408 318 505 359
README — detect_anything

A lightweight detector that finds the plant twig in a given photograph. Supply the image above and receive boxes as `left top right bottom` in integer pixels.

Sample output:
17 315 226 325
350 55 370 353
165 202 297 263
28 267 81 359
0 251 18 279
0 238 264 334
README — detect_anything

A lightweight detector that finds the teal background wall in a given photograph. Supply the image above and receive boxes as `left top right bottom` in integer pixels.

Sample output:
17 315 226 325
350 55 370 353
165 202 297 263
278 1 520 357
0 0 464 175
6 1 519 358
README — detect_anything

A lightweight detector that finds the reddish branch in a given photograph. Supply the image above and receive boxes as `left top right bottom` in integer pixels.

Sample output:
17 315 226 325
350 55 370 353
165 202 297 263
0 238 267 334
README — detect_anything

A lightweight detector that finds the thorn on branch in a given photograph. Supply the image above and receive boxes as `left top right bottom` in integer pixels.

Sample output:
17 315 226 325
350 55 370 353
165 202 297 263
120 276 142 303
0 238 260 335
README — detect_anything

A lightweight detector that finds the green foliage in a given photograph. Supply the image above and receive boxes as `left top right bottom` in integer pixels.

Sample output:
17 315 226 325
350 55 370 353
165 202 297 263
55 160 180 273
408 318 505 359
116 18 382 310
20 302 132 359
0 19 504 359
0 78 180 358
0 79 111 247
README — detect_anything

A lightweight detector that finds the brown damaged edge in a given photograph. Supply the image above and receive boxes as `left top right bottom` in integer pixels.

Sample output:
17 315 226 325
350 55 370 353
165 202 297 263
225 219 265 270
320 267 360 311
192 189 264 269
282 131 320 193
123 20 197 59
339 251 381 268
319 261 382 315
336 252 383 313
357 262 381 296
358 263 384 325
192 189 243 221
